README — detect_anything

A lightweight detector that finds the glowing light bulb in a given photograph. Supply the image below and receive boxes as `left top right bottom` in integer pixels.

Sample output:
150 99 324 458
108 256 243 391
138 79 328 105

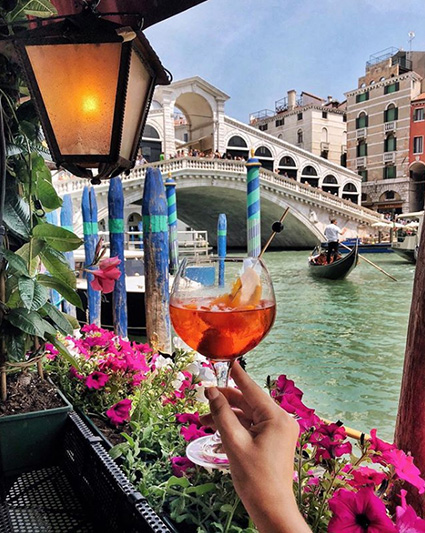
81 94 99 115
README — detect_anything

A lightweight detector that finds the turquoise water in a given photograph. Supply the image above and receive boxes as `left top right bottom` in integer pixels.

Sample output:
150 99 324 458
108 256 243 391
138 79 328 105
246 251 415 442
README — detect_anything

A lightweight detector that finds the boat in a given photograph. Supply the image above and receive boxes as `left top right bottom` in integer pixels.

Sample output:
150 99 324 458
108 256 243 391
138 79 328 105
308 243 359 280
391 211 423 263
321 238 393 254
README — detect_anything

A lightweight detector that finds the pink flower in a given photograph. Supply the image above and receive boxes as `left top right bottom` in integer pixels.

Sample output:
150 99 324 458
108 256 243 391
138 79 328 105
272 374 303 400
348 467 388 489
90 257 121 294
69 366 84 380
170 456 195 477
369 429 396 464
328 488 397 533
106 399 132 426
176 412 202 426
384 449 425 494
85 371 109 390
310 423 352 461
396 489 425 532
180 423 213 442
44 343 59 360
279 393 313 418
133 342 152 354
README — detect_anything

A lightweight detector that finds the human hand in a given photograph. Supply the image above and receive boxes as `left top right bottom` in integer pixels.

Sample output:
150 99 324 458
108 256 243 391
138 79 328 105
201 363 311 533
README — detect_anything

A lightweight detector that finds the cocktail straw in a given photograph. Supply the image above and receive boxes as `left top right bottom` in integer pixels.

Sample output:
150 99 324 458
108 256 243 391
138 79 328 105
258 207 290 259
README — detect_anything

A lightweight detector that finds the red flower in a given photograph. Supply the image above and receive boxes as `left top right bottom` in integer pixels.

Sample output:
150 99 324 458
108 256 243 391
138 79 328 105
329 488 396 533
85 371 109 390
106 399 132 426
90 257 121 294
170 456 195 477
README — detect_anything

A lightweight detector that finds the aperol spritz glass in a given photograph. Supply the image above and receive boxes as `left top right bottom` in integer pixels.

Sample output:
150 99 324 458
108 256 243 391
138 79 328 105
170 256 276 468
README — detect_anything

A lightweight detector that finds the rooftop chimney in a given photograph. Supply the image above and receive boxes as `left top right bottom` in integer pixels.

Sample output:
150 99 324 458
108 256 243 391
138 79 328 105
287 89 296 109
327 95 333 103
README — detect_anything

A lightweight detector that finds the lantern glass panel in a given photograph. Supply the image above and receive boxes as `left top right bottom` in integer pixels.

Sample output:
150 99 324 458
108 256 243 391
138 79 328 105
26 42 122 156
120 48 152 160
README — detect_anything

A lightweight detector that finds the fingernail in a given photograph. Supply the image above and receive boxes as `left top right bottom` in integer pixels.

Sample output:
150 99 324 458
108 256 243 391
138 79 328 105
206 387 219 400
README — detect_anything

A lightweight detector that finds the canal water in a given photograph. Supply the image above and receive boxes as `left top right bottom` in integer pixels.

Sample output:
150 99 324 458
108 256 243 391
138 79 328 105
247 251 415 442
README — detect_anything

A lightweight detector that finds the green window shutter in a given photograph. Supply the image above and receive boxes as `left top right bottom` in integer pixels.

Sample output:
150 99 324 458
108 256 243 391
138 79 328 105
356 117 359 129
365 115 368 127
394 137 397 151
395 107 399 120
395 82 400 91
384 109 388 122
384 138 388 152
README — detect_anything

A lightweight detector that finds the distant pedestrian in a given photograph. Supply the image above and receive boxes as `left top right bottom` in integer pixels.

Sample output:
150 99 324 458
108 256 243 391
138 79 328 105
324 218 346 264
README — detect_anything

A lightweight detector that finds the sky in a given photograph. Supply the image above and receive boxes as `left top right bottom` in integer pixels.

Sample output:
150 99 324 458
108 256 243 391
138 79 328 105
145 0 425 122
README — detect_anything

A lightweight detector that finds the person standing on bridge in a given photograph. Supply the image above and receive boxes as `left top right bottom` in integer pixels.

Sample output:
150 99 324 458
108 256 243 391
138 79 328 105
324 219 347 264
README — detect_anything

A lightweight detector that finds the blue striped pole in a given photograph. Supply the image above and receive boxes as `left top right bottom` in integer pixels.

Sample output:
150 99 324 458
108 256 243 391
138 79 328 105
60 194 76 317
142 167 171 352
217 213 227 287
165 174 179 275
108 178 128 338
45 210 62 309
246 149 262 257
82 186 101 326
137 220 144 250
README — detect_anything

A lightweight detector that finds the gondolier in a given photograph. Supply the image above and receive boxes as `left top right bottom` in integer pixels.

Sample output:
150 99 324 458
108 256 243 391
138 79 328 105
324 219 346 264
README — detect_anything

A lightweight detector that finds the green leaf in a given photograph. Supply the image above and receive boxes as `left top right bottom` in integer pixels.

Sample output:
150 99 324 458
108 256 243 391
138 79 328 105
6 308 48 338
33 223 83 252
37 273 82 309
45 333 80 370
18 275 35 310
4 330 27 362
40 246 77 289
9 0 57 21
62 312 79 330
37 176 62 210
166 476 190 489
186 483 215 496
31 283 49 311
16 239 45 275
3 190 30 239
40 302 73 336
3 249 29 275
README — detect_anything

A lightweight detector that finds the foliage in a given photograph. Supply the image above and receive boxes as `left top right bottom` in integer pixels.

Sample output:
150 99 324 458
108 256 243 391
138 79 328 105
48 327 425 532
0 0 81 367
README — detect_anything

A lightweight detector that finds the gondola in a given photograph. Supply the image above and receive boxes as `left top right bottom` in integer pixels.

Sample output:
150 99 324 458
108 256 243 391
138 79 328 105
308 242 358 280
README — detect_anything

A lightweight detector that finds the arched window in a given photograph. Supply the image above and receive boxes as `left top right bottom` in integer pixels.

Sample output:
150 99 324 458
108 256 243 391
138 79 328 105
255 146 272 158
228 135 248 147
302 165 317 176
356 112 368 129
300 166 318 187
384 133 396 152
142 124 160 139
141 124 162 162
278 156 297 179
227 135 249 159
357 139 367 157
321 128 328 143
297 129 303 144
279 156 296 167
322 175 339 195
384 103 398 122
342 183 359 203
255 146 273 171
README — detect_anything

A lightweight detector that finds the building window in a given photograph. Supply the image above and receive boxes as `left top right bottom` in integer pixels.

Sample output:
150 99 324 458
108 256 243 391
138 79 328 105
414 108 425 122
343 114 347 122
358 170 368 182
183 133 189 142
297 129 303 144
384 134 396 152
384 104 398 122
385 190 395 200
275 118 284 127
384 82 399 94
322 111 328 119
356 112 368 129
384 165 396 179
297 112 303 121
357 140 367 157
356 92 369 103
413 136 424 154
259 124 268 131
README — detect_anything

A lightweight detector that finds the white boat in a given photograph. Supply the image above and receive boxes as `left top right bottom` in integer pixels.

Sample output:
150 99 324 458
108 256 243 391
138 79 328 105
391 211 423 263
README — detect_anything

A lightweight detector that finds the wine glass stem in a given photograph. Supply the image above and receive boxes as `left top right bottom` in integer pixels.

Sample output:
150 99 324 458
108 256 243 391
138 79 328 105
210 360 233 447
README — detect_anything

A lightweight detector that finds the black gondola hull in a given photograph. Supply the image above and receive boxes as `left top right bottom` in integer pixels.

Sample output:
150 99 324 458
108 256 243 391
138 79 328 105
308 245 359 280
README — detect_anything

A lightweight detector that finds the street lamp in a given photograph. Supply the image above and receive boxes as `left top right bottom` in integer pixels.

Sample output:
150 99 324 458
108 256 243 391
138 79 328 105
14 6 170 183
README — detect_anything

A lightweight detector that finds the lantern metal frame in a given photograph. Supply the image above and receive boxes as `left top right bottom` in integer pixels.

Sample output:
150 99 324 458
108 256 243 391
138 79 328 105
13 6 170 182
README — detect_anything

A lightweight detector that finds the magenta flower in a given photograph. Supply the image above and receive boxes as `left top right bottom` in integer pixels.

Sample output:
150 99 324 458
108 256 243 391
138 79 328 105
69 366 84 380
85 371 109 390
90 257 121 294
396 489 425 532
348 466 387 489
106 399 132 426
328 488 397 533
384 448 425 494
176 412 202 426
44 343 59 360
310 423 352 461
180 423 214 442
279 393 313 418
170 456 195 477
272 374 303 400
369 429 396 464
297 411 321 434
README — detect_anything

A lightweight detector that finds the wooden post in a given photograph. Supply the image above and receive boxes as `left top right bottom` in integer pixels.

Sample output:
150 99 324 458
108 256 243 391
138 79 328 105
108 177 128 338
165 174 179 275
60 194 76 317
246 149 262 257
45 210 62 309
393 225 425 514
142 167 171 353
217 213 227 287
82 186 101 326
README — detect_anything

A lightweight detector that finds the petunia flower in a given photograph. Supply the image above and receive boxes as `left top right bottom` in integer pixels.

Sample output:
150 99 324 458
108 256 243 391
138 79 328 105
44 343 59 360
369 428 396 464
328 487 397 533
310 422 352 461
384 449 425 494
69 366 84 380
90 257 121 294
170 456 195 477
396 489 425 532
180 423 214 442
348 466 388 489
85 371 109 390
272 374 303 400
106 399 132 426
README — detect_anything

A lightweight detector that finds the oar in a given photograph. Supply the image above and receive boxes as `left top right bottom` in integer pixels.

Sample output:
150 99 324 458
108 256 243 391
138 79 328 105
339 242 397 282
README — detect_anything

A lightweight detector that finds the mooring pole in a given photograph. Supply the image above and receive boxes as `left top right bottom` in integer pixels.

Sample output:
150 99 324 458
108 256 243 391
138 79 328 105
60 194 76 317
82 186 101 326
108 177 128 338
246 149 262 257
165 174 179 275
393 225 425 515
217 213 227 287
142 167 171 353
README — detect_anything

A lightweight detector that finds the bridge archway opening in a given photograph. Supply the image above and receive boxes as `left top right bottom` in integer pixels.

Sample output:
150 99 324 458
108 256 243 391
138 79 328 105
227 135 249 159
301 165 319 187
409 161 425 211
255 146 274 171
278 156 297 179
140 124 162 163
174 92 214 154
342 182 359 204
322 174 339 195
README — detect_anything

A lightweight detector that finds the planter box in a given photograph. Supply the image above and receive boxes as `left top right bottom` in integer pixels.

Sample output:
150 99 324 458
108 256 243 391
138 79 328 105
0 389 72 476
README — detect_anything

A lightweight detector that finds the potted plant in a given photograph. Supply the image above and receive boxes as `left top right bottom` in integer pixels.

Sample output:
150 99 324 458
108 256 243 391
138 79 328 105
0 0 83 476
